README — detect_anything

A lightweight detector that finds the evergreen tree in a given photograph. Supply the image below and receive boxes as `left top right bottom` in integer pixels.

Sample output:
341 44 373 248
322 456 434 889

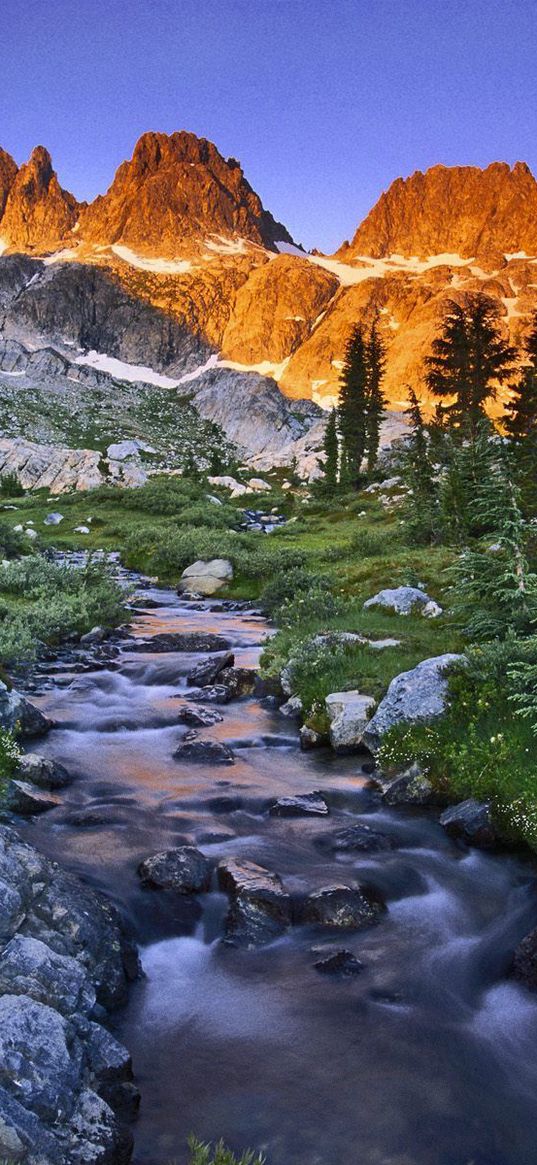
401 388 439 543
322 408 339 489
337 320 387 486
365 321 386 473
338 324 369 487
425 294 516 438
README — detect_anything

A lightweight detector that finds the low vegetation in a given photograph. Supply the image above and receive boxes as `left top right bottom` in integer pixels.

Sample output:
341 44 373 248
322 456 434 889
186 1138 265 1165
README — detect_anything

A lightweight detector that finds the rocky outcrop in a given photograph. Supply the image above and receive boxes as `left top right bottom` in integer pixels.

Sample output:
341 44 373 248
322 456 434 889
0 147 79 252
0 824 137 1164
363 586 441 617
0 148 17 220
362 654 464 752
77 131 295 255
0 436 149 494
221 254 338 363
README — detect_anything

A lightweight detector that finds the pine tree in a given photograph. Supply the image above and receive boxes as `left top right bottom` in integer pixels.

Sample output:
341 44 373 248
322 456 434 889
337 320 387 486
401 388 439 543
504 313 537 511
425 294 516 438
365 321 386 473
338 324 369 487
322 408 339 489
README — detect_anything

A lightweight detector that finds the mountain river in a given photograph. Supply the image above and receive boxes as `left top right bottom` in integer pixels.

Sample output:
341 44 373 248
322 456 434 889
16 565 537 1165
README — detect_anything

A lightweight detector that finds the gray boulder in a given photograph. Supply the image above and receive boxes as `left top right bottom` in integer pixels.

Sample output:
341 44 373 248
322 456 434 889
176 704 224 727
138 846 212 893
218 667 257 699
315 823 395 853
0 683 52 738
377 764 435 806
16 754 71 790
440 799 499 848
218 858 291 947
325 690 377 753
299 724 327 751
0 936 95 1017
362 654 464 752
363 586 440 617
178 558 233 596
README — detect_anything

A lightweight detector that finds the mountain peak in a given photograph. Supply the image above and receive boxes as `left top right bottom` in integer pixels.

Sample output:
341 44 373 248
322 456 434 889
0 146 79 252
0 148 17 220
77 129 294 255
340 160 537 260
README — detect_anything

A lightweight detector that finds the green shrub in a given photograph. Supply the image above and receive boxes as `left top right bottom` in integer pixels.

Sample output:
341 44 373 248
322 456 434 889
0 727 21 794
277 586 346 628
349 528 400 557
260 567 331 617
0 472 24 497
187 1137 265 1165
0 521 26 559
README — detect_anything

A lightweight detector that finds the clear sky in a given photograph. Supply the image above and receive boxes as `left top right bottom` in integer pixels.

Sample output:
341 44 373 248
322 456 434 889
1 0 536 252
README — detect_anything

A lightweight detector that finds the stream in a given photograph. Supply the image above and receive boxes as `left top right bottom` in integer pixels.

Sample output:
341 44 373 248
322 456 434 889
15 565 537 1165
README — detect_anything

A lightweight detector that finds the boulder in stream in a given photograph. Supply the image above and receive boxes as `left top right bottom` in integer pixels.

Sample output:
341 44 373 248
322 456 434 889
17 753 72 790
138 846 212 893
131 631 232 653
218 666 257 699
218 857 292 947
176 704 225 727
375 763 436 807
6 780 61 815
187 651 235 686
512 927 537 992
269 792 329 818
440 799 499 849
325 690 377 754
297 884 385 931
315 823 395 853
311 947 365 977
173 739 235 765
178 558 234 596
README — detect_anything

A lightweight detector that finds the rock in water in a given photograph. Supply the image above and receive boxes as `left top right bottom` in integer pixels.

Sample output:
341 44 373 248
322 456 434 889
6 780 61 815
218 858 291 947
178 558 234 596
131 631 232 653
173 739 235 765
440 799 499 848
315 823 395 853
218 667 257 699
187 651 235 686
362 654 464 752
176 704 224 727
269 793 329 817
297 884 385 930
513 928 537 992
138 846 212 892
311 947 365 977
16 754 72 790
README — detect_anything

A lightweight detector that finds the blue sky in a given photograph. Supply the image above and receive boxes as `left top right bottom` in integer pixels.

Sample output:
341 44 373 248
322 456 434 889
1 0 536 252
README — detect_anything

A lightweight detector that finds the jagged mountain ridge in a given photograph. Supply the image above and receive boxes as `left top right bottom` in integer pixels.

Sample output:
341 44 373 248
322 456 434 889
0 133 536 415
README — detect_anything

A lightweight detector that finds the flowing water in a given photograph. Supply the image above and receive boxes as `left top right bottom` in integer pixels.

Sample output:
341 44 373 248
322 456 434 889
17 568 537 1165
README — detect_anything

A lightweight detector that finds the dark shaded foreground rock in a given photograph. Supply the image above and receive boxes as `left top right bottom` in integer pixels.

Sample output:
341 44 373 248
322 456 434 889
512 927 537 992
218 667 257 698
0 681 52 738
187 651 234 686
176 704 224 727
218 858 292 947
173 739 235 765
312 947 365 977
138 846 212 892
0 824 138 1164
296 884 385 931
130 631 232 653
373 763 436 806
187 684 232 704
440 799 499 849
315 823 395 853
5 780 61 815
269 792 329 818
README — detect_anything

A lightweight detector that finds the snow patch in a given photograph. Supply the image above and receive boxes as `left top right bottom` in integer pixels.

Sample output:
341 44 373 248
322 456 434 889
204 235 252 256
43 249 79 266
218 356 290 382
176 354 219 385
74 350 182 387
111 245 192 274
0 238 7 256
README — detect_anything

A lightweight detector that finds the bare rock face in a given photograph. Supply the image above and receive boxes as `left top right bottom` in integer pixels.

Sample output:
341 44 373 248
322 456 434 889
221 254 338 363
340 161 537 260
0 146 80 252
0 147 17 219
77 130 295 255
